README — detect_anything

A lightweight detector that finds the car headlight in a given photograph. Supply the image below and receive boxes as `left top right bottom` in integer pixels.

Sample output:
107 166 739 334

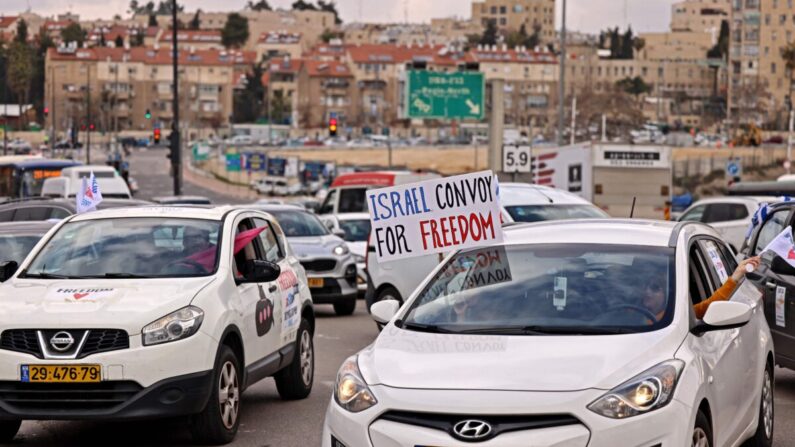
333 244 350 256
142 306 204 346
334 355 377 412
588 359 684 419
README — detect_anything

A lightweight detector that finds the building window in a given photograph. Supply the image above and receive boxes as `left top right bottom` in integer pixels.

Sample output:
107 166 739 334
765 46 770 55
781 14 787 25
499 17 507 25
490 6 497 13
772 62 777 74
513 5 523 12
765 14 771 25
499 6 506 14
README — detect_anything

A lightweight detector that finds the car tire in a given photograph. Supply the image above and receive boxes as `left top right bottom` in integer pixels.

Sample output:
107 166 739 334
190 345 241 445
275 318 314 400
693 409 713 447
333 297 357 316
746 363 774 447
0 420 21 442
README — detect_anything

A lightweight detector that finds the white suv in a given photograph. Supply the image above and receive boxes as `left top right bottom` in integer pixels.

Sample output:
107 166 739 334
0 206 315 444
679 196 777 251
326 219 774 447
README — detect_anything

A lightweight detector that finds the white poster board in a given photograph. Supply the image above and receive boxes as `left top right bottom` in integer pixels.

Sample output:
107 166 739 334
367 170 503 262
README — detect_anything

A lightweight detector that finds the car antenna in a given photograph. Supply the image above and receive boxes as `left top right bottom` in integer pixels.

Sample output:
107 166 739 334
629 197 636 218
533 187 554 204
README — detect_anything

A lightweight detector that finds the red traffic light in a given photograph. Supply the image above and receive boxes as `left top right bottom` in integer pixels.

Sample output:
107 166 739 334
89 123 95 131
43 107 49 116
329 118 337 126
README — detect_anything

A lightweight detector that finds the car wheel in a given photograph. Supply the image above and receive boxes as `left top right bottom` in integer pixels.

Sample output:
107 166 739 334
333 297 357 316
747 363 774 447
190 345 241 445
0 420 20 442
693 409 712 447
275 318 314 400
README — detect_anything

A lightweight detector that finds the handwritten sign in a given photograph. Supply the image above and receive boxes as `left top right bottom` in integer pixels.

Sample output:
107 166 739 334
367 170 503 262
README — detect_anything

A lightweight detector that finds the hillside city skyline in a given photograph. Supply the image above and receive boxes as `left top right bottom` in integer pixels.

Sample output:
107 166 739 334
1 0 678 34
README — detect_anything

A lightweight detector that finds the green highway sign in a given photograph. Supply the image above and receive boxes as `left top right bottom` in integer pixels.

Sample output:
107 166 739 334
406 70 485 120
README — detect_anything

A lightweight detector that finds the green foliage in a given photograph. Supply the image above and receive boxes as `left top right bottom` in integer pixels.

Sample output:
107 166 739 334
60 23 86 46
616 76 652 97
114 35 124 47
599 26 637 59
148 14 157 27
778 41 795 73
506 23 540 49
320 28 342 43
247 0 272 11
15 19 28 43
479 20 498 46
291 0 317 10
234 63 265 123
7 41 33 128
707 20 730 59
221 13 250 49
129 1 183 15
270 90 291 124
189 10 202 29
317 0 342 24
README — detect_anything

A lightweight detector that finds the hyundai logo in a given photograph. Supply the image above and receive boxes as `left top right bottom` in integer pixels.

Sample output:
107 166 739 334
49 331 75 352
452 419 493 440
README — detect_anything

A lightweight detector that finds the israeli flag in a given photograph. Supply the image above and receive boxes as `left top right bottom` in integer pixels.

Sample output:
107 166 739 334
76 171 104 214
762 227 795 269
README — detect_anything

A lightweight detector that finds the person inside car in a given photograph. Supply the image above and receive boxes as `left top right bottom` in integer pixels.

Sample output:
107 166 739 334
643 256 761 323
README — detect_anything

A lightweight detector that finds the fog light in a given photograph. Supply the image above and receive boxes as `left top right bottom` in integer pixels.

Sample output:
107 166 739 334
331 435 347 447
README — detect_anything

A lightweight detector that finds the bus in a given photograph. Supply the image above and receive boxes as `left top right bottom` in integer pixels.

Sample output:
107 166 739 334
0 157 81 200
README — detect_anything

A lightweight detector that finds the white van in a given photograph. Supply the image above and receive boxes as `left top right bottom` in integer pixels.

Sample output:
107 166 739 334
318 171 441 215
41 165 132 199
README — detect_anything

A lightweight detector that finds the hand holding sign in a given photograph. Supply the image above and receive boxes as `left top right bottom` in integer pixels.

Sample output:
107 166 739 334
367 171 504 262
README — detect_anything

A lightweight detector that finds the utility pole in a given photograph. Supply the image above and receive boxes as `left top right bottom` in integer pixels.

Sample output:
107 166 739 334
488 79 505 171
86 65 91 164
2 79 7 156
556 0 567 146
788 109 794 175
171 0 182 196
50 65 56 154
570 96 577 146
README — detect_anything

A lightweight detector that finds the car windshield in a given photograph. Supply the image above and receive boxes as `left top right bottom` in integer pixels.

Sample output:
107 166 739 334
23 218 221 278
505 205 608 223
0 235 43 264
338 219 371 242
269 210 329 237
338 188 368 213
402 244 675 335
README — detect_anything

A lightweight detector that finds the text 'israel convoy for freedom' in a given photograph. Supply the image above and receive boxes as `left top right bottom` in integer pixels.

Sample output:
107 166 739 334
369 174 499 258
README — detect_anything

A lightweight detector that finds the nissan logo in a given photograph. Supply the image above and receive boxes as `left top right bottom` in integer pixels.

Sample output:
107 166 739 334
452 419 493 441
49 331 75 352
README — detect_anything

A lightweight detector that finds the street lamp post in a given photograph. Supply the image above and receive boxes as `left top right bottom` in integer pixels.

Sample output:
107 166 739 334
557 0 567 146
171 0 182 196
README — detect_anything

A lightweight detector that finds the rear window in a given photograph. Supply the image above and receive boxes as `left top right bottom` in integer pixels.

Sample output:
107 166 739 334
505 205 608 223
339 188 368 213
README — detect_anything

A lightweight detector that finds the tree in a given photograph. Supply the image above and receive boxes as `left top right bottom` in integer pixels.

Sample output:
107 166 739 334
291 0 317 10
114 34 124 47
221 13 250 49
707 20 730 59
7 42 33 130
189 10 202 30
270 90 291 124
233 63 265 123
320 28 342 43
780 42 795 113
317 0 342 24
633 37 645 56
479 19 498 46
99 31 107 47
621 26 634 59
31 32 55 124
247 0 272 11
14 19 28 43
148 14 158 27
608 27 621 58
616 76 652 101
61 23 86 46
131 32 144 46
129 0 155 15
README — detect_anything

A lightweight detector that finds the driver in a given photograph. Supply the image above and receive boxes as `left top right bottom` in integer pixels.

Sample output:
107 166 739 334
183 227 212 255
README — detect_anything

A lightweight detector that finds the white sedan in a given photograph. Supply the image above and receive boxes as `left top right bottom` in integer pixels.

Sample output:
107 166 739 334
324 219 774 447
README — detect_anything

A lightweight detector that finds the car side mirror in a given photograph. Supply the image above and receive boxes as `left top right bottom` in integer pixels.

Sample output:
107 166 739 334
0 261 17 282
770 256 795 276
333 229 346 239
324 220 335 231
237 260 280 284
691 301 752 335
371 300 400 324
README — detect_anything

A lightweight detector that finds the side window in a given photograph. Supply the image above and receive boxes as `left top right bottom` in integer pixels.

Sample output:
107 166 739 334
338 188 368 213
680 205 707 222
700 240 731 284
0 209 14 222
689 244 716 305
753 210 790 255
728 204 749 220
14 207 51 221
253 218 283 263
318 189 337 215
49 208 72 219
233 218 256 280
716 241 739 273
704 204 749 223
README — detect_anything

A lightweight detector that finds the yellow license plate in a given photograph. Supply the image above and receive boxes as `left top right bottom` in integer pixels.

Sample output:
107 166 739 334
21 364 101 383
308 278 324 288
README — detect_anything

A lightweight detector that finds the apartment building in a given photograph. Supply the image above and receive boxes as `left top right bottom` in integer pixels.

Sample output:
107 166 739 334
470 0 557 42
296 60 357 129
45 45 255 136
262 56 302 126
157 29 224 51
671 0 731 33
729 0 795 127
0 15 19 41
256 31 303 62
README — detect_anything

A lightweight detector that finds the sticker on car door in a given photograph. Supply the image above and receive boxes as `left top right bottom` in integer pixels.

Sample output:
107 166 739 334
776 285 786 327
704 241 729 283
255 285 275 336
277 269 301 344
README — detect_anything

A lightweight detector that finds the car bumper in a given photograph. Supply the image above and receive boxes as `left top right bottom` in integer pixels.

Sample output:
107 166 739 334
356 263 366 292
0 331 218 420
322 386 693 447
308 276 358 304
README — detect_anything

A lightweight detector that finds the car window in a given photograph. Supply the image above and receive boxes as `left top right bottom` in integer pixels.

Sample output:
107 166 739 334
753 210 790 255
0 209 14 222
253 218 283 263
0 235 42 264
680 205 707 222
338 188 368 213
689 244 716 305
268 210 329 237
703 204 749 223
49 207 72 219
13 207 51 221
318 189 337 215
700 240 731 284
505 205 608 223
338 219 371 242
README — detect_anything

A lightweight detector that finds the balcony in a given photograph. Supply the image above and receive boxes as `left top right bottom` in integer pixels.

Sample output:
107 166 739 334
321 79 350 90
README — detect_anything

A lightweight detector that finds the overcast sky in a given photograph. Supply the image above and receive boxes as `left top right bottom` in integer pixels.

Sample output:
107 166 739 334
1 0 677 34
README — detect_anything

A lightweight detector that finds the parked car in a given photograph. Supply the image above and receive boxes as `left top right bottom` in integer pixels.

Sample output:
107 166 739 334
679 196 776 251
321 212 371 293
224 135 254 146
252 177 302 196
324 219 774 447
0 206 315 443
318 171 441 216
41 165 132 199
0 221 56 269
251 204 358 315
0 198 152 222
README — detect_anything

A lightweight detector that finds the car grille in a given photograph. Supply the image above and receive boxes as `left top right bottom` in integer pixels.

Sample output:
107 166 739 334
0 329 129 359
0 381 142 412
378 411 581 442
300 259 337 272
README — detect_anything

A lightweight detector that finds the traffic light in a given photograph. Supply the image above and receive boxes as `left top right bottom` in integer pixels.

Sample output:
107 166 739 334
154 128 161 144
43 107 49 117
89 123 95 132
329 117 338 137
145 109 151 120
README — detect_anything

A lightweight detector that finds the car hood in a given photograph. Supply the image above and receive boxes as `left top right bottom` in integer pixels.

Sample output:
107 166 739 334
359 326 679 391
0 277 215 334
288 235 344 258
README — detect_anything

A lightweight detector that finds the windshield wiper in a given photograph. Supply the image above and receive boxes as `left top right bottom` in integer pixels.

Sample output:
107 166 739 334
459 326 634 335
100 273 148 278
20 272 75 279
398 321 455 334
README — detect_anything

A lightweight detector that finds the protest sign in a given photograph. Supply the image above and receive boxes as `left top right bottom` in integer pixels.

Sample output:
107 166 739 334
367 170 503 262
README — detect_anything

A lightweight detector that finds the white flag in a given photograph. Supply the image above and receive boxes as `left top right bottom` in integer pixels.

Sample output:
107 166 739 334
75 171 104 214
762 227 795 268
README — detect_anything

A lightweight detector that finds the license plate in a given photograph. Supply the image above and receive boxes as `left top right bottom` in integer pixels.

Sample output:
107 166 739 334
21 364 101 383
308 278 324 288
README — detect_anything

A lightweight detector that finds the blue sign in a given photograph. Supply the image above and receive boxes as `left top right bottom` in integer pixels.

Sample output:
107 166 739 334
726 160 742 177
268 157 286 176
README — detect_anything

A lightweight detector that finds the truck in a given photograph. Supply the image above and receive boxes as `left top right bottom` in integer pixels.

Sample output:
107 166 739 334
526 143 673 219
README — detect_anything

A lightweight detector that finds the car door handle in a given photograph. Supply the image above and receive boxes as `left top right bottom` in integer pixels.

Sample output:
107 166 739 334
269 285 278 293
766 282 777 290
